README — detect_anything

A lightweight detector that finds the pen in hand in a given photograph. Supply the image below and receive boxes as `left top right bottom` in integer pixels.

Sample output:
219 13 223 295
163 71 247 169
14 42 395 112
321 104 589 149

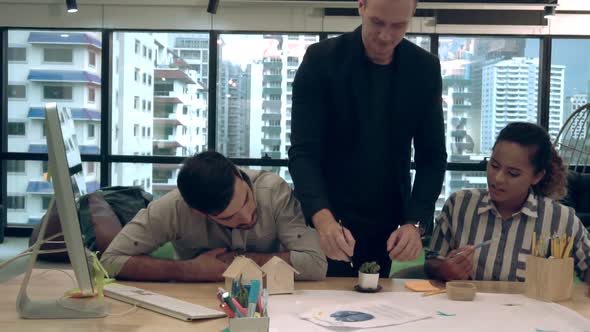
338 219 354 268
444 239 494 260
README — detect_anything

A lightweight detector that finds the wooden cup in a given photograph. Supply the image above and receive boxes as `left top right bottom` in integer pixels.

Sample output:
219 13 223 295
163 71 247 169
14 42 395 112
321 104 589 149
446 281 476 301
525 256 573 302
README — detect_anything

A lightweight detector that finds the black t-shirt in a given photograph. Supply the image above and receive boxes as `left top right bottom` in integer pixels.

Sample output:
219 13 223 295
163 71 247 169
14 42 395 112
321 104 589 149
355 60 400 221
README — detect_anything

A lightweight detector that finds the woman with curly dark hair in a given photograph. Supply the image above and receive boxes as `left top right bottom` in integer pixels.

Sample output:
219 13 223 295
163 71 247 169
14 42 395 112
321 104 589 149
426 122 590 283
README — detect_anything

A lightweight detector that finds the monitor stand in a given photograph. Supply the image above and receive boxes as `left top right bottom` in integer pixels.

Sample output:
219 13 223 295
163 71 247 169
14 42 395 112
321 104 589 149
16 213 108 319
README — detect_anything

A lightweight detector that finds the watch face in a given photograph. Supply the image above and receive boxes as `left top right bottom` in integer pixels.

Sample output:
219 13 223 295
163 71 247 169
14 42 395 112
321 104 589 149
414 224 425 236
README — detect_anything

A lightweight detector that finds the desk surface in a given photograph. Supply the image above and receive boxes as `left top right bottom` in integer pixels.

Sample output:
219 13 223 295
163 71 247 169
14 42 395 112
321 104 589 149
1 270 589 332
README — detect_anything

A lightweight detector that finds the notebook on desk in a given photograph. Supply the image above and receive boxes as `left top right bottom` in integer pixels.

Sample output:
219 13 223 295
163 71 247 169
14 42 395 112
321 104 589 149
104 283 226 321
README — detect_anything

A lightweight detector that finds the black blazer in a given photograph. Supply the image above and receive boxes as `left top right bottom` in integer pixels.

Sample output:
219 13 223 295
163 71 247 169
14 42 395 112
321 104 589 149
288 26 447 230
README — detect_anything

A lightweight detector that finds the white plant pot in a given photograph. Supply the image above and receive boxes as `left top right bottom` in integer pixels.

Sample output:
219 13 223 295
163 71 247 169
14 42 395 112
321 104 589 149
358 272 379 289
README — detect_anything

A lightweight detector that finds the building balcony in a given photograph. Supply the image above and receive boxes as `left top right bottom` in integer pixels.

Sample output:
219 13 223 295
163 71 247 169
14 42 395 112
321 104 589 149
263 87 282 96
154 96 183 104
28 32 102 49
451 130 467 138
451 141 474 153
262 113 281 122
261 151 281 159
450 179 469 188
262 100 282 109
262 138 281 146
153 133 182 142
27 69 100 85
154 107 176 119
155 69 196 84
28 107 101 122
153 117 182 126
28 144 100 154
262 125 281 135
263 74 282 82
153 145 180 156
153 164 182 170
450 117 468 127
26 180 99 194
452 104 472 110
451 91 471 98
442 76 470 84
263 61 283 70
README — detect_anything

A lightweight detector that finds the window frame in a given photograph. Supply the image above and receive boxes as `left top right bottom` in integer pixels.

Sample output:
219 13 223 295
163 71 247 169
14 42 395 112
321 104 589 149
7 121 26 136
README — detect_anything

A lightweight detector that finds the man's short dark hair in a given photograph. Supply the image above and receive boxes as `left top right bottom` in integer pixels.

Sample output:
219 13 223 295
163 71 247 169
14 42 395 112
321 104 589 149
177 151 240 215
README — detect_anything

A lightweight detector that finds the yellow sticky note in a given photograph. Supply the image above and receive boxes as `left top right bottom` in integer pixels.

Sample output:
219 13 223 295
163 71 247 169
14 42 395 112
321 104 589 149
405 280 441 292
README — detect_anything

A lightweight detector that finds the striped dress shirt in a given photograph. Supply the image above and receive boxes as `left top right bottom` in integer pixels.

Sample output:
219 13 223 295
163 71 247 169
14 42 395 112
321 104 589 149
428 189 590 281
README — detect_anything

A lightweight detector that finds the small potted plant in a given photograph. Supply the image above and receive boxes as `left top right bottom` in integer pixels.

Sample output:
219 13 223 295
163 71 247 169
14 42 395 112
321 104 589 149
358 261 380 290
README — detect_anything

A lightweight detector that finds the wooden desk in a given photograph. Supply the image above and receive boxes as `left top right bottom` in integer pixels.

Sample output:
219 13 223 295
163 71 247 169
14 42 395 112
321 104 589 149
0 270 588 332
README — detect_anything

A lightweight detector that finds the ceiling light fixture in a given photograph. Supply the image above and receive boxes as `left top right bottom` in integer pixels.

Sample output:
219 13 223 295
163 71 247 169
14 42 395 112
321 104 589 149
207 0 219 14
66 0 78 13
544 6 556 19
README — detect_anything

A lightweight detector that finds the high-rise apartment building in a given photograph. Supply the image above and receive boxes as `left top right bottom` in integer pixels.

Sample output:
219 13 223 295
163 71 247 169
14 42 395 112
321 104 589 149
481 57 565 153
7 31 102 224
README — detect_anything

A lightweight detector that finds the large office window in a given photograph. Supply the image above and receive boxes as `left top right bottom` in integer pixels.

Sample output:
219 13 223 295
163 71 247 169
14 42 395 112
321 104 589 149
111 32 209 157
1 28 587 230
7 161 100 225
551 39 590 167
406 35 431 52
111 163 172 200
438 36 540 163
326 34 431 53
216 33 319 159
7 30 102 154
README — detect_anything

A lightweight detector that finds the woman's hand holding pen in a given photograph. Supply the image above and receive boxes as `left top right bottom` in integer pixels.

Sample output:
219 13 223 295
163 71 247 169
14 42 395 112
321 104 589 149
439 245 475 281
312 209 355 262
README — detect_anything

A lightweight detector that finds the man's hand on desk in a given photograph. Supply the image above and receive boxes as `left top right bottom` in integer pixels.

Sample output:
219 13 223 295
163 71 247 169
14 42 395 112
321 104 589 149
183 248 229 282
216 249 241 265
387 224 422 261
437 246 475 281
312 209 355 262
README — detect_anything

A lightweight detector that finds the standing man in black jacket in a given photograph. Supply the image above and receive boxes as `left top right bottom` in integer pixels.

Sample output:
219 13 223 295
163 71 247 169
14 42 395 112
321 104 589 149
288 0 447 277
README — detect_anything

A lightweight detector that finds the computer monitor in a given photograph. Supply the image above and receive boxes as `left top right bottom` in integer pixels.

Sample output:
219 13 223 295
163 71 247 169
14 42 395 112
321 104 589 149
16 103 107 319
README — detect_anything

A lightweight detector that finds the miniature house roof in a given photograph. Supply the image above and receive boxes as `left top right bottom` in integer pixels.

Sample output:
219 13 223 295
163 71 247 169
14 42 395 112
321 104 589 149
261 256 300 275
222 256 265 278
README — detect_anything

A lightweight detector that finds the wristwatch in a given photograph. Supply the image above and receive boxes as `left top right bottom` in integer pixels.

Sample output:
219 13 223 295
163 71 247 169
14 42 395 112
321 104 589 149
410 221 426 237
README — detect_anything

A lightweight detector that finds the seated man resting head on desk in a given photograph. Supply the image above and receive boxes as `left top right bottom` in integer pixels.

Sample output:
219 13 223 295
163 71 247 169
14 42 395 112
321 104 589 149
425 122 590 283
101 151 327 282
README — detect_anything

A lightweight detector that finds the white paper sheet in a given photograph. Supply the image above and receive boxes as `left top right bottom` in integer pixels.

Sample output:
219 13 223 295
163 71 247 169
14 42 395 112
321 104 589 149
300 300 430 329
267 290 590 332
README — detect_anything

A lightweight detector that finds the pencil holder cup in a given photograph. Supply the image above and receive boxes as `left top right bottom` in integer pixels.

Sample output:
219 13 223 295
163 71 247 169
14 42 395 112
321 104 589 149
525 256 573 302
229 317 270 332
